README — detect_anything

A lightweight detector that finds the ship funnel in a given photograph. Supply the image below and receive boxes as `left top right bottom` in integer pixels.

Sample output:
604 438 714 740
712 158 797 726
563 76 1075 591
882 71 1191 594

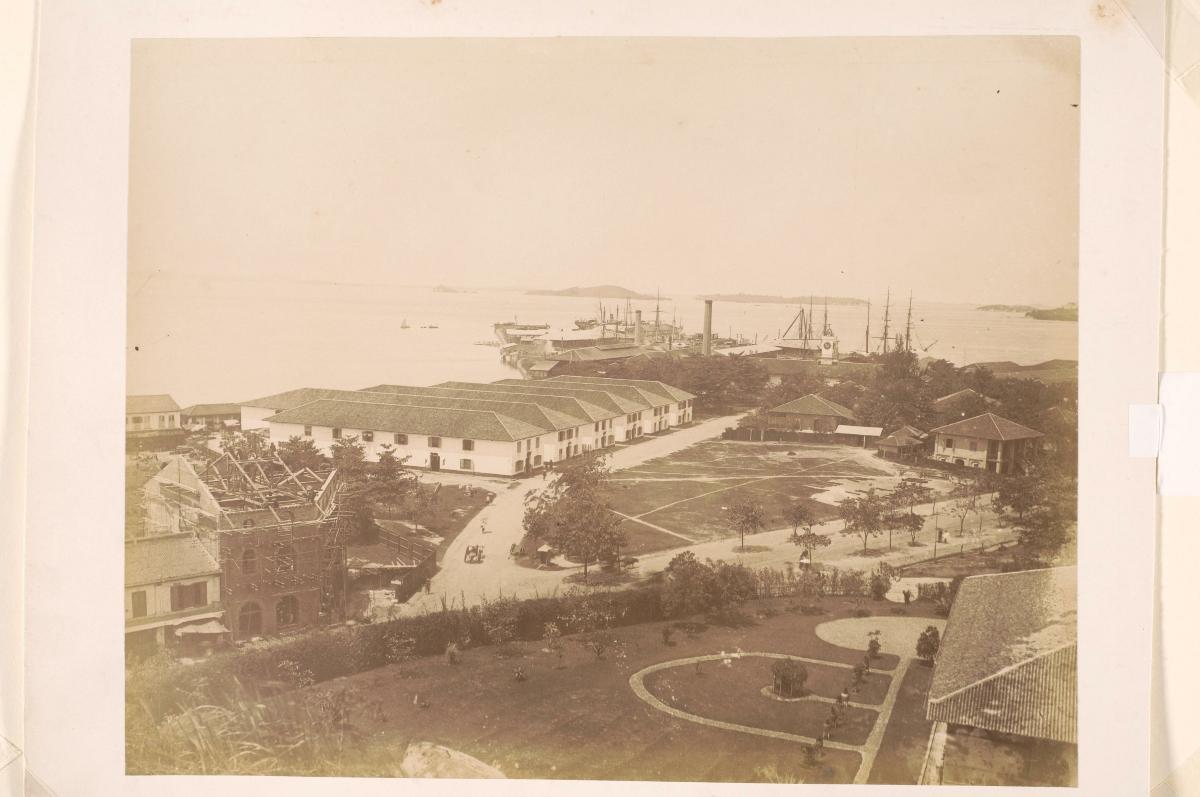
702 300 713 356
634 310 643 345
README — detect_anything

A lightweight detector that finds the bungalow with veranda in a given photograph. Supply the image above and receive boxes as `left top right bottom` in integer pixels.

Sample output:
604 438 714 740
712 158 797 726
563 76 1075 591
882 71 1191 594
929 412 1043 474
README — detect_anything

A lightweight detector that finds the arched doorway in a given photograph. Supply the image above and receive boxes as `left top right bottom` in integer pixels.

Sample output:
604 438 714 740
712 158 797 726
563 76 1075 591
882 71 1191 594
238 602 262 636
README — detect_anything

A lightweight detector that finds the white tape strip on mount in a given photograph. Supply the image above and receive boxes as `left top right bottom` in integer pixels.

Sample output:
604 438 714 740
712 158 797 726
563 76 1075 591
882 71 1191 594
1159 373 1200 496
1129 403 1164 458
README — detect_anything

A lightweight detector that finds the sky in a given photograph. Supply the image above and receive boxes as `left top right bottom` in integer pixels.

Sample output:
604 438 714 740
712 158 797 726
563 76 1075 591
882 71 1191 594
129 37 1080 306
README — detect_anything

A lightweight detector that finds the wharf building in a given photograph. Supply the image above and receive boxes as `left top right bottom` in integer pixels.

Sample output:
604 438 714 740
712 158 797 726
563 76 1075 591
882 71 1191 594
241 376 695 477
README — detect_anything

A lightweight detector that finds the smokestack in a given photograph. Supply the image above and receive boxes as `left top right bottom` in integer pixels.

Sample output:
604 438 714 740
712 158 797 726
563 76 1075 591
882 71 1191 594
702 300 713 356
634 310 643 346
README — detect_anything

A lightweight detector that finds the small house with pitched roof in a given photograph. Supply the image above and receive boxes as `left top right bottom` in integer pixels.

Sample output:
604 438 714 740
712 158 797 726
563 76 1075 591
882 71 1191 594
929 412 1042 474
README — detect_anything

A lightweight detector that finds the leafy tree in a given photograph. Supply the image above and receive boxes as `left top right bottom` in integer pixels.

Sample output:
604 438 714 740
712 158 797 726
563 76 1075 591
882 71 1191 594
372 443 405 482
728 500 767 551
995 469 1046 525
838 489 886 554
916 626 941 663
523 454 624 585
330 435 367 481
892 511 926 547
785 503 831 563
661 551 718 618
1013 489 1074 560
277 436 326 472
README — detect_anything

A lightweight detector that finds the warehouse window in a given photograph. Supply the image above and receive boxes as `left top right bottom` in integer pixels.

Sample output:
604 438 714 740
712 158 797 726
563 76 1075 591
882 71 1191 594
429 436 441 448
303 425 312 437
332 428 343 439
460 459 473 471
394 433 407 445
944 438 954 449
362 431 375 442
462 439 475 451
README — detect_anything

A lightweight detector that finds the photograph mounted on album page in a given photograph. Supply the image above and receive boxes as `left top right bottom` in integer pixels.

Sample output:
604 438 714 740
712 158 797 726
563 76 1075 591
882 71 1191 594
16 2 1162 795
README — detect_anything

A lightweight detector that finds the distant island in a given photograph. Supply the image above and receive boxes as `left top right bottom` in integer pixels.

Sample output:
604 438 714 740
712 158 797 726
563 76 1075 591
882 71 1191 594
978 304 1038 313
1026 304 1078 321
432 284 470 294
527 285 659 300
699 293 866 306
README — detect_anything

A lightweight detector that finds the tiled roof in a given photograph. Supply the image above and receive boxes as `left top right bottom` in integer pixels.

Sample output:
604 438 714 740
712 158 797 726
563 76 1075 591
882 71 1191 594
929 412 1043 441
266 399 544 442
435 382 623 420
769 394 857 421
355 389 575 432
127 394 180 414
538 378 668 408
125 533 219 587
878 425 927 448
928 567 1077 743
361 385 595 427
488 380 648 414
548 375 695 402
182 403 241 417
240 388 355 411
935 388 982 406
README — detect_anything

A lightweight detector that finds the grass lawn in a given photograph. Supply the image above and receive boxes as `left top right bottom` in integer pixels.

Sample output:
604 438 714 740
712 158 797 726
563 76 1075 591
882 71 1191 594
867 660 936 784
896 539 1073 579
643 658 883 745
268 596 935 783
597 440 896 557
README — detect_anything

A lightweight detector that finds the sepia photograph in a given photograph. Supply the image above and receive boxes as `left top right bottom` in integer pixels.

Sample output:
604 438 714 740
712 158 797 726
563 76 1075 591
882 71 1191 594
123 36 1081 787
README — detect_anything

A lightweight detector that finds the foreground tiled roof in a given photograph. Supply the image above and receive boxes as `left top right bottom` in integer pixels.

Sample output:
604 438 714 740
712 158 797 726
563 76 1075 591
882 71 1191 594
240 387 356 411
928 567 1077 743
127 394 180 414
548 375 695 402
126 533 220 587
769 394 857 421
266 399 544 442
929 412 1043 441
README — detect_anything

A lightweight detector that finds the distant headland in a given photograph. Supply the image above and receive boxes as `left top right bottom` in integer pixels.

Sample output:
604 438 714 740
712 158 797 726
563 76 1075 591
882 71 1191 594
1025 304 1077 321
527 285 659 300
977 304 1038 313
699 293 866 306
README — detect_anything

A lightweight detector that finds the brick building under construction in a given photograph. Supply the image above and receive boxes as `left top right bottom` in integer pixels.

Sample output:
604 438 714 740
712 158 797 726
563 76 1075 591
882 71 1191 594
142 453 347 640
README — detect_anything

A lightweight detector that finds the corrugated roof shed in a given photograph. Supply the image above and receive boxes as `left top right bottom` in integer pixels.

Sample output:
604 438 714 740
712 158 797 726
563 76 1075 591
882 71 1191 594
125 533 220 587
769 394 858 421
127 394 180 414
927 567 1077 743
929 412 1043 441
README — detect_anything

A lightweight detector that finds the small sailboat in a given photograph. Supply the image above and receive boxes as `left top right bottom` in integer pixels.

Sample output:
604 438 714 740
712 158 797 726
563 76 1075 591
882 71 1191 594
400 318 410 329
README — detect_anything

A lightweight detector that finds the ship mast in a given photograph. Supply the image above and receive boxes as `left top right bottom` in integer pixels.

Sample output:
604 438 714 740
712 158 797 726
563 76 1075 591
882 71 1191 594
654 288 661 343
904 292 913 353
865 299 871 353
878 288 892 354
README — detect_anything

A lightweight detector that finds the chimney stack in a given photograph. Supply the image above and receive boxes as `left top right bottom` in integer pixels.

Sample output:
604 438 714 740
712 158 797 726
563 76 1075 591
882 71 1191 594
702 300 713 356
634 310 644 346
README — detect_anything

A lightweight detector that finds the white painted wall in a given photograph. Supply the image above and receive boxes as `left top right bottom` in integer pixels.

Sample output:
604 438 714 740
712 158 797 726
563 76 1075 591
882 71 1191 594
240 405 277 430
125 411 179 431
932 433 989 467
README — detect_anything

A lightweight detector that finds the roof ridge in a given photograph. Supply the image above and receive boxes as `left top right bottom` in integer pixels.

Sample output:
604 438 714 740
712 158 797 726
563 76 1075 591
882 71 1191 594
928 641 1076 705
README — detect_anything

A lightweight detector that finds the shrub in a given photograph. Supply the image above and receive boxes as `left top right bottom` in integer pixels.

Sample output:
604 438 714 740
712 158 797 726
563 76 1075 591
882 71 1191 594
916 626 941 663
800 604 825 616
445 641 461 664
771 658 808 698
851 608 871 618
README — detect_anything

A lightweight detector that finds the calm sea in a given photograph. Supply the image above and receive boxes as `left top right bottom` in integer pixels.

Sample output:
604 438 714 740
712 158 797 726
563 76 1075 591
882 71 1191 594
127 275 1078 407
